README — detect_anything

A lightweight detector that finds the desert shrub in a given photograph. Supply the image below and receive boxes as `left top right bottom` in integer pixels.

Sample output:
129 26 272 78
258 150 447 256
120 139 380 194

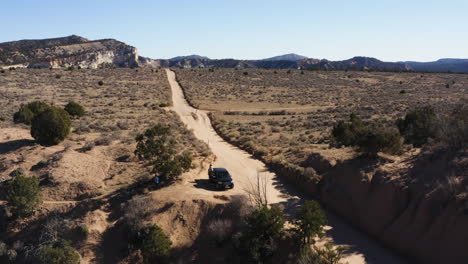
437 100 467 150
296 242 348 264
357 128 403 156
31 107 71 145
79 142 95 152
36 240 80 264
397 106 438 147
123 196 154 232
135 125 192 182
5 173 41 217
332 113 403 155
314 243 349 264
94 136 112 146
331 113 365 147
294 201 326 245
237 206 285 262
13 101 51 125
13 106 34 125
130 224 172 264
296 245 321 264
158 102 172 107
117 121 130 130
26 101 51 116
0 241 17 263
207 219 234 244
77 223 89 238
303 167 319 181
64 101 85 117
98 80 104 86
55 74 61 79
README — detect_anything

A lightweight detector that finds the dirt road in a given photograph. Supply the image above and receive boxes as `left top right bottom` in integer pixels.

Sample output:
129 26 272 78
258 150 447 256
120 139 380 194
166 69 408 264
168 69 289 204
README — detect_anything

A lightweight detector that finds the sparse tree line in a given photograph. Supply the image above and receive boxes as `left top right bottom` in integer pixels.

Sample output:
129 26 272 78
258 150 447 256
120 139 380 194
332 100 467 156
13 100 85 145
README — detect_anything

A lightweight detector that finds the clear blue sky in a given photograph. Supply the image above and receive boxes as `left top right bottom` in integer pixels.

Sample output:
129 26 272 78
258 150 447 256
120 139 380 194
2 0 467 61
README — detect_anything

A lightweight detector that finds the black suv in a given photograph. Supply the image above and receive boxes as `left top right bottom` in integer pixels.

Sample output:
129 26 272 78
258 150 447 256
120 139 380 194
208 167 234 189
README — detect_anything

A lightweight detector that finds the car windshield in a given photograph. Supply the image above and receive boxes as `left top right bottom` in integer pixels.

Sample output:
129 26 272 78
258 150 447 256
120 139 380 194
216 171 231 180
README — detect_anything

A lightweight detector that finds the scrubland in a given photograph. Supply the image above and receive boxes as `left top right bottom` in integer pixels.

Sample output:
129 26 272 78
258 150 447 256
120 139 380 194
0 68 210 263
176 68 466 174
176 68 468 263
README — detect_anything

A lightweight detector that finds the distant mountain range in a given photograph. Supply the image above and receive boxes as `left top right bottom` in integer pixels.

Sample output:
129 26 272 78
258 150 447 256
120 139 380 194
148 56 409 71
262 53 308 61
1 35 467 72
401 59 468 73
169 55 210 61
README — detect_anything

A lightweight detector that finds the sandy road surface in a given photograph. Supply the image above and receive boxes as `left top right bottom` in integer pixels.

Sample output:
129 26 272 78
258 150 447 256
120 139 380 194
168 69 289 204
166 69 408 264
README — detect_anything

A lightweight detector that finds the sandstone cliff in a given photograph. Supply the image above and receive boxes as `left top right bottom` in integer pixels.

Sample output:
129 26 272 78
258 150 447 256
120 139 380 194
0 35 139 69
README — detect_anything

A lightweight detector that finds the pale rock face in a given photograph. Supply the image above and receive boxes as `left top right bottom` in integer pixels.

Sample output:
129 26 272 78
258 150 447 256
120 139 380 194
0 36 140 69
44 45 139 69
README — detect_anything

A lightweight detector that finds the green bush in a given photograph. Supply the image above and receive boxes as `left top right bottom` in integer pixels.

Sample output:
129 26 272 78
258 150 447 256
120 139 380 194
438 100 468 149
5 173 41 217
64 101 85 118
238 206 285 262
332 113 403 155
37 240 80 264
158 102 172 107
31 107 71 145
13 101 51 125
13 106 34 125
331 113 365 147
130 224 172 264
135 125 192 182
397 106 438 147
98 80 104 86
357 128 403 156
0 241 17 263
294 201 326 245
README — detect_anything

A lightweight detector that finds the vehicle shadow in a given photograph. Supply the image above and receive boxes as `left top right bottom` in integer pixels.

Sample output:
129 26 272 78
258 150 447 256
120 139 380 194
193 179 225 192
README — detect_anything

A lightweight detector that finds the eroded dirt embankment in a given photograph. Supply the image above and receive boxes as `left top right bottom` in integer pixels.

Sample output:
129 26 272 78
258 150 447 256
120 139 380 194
209 116 468 264
319 159 468 264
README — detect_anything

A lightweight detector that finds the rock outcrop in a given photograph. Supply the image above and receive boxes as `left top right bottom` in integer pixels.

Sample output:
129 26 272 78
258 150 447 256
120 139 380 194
0 35 139 69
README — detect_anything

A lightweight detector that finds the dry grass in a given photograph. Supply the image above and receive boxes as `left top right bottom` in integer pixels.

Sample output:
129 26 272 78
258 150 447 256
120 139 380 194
0 68 212 263
0 68 209 200
176 68 466 168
